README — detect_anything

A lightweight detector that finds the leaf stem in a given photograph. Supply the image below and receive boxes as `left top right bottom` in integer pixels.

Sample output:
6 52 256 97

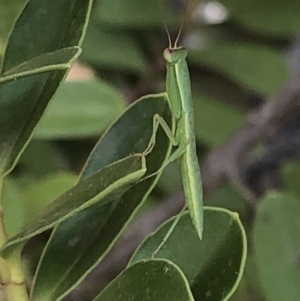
4 247 29 301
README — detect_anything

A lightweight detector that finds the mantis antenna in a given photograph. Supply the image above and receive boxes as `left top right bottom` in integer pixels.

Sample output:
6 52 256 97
155 0 172 48
156 0 188 48
174 0 189 48
163 21 172 49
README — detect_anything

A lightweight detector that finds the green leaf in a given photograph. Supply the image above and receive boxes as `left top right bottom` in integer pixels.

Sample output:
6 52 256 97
0 47 81 175
254 192 300 301
219 0 300 37
130 208 247 301
1 0 92 72
35 79 125 139
189 43 288 95
1 154 146 256
30 94 173 301
22 173 77 222
97 0 177 28
193 94 244 147
82 23 147 74
93 259 195 301
2 47 81 78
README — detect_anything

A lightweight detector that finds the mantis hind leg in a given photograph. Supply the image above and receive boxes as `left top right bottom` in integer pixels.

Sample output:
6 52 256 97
144 113 191 165
142 113 190 180
144 114 179 156
152 205 187 258
142 136 190 181
151 138 190 175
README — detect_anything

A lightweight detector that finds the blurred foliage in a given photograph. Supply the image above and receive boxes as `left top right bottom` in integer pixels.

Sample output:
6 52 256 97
219 0 300 37
254 193 300 301
0 0 300 300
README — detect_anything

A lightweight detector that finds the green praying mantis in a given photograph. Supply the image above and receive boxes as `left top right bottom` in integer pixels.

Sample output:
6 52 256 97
145 2 203 251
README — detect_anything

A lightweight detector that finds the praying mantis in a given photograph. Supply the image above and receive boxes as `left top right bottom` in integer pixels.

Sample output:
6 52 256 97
146 3 203 248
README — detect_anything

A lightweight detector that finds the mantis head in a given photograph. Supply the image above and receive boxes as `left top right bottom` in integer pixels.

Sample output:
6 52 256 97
163 46 187 64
